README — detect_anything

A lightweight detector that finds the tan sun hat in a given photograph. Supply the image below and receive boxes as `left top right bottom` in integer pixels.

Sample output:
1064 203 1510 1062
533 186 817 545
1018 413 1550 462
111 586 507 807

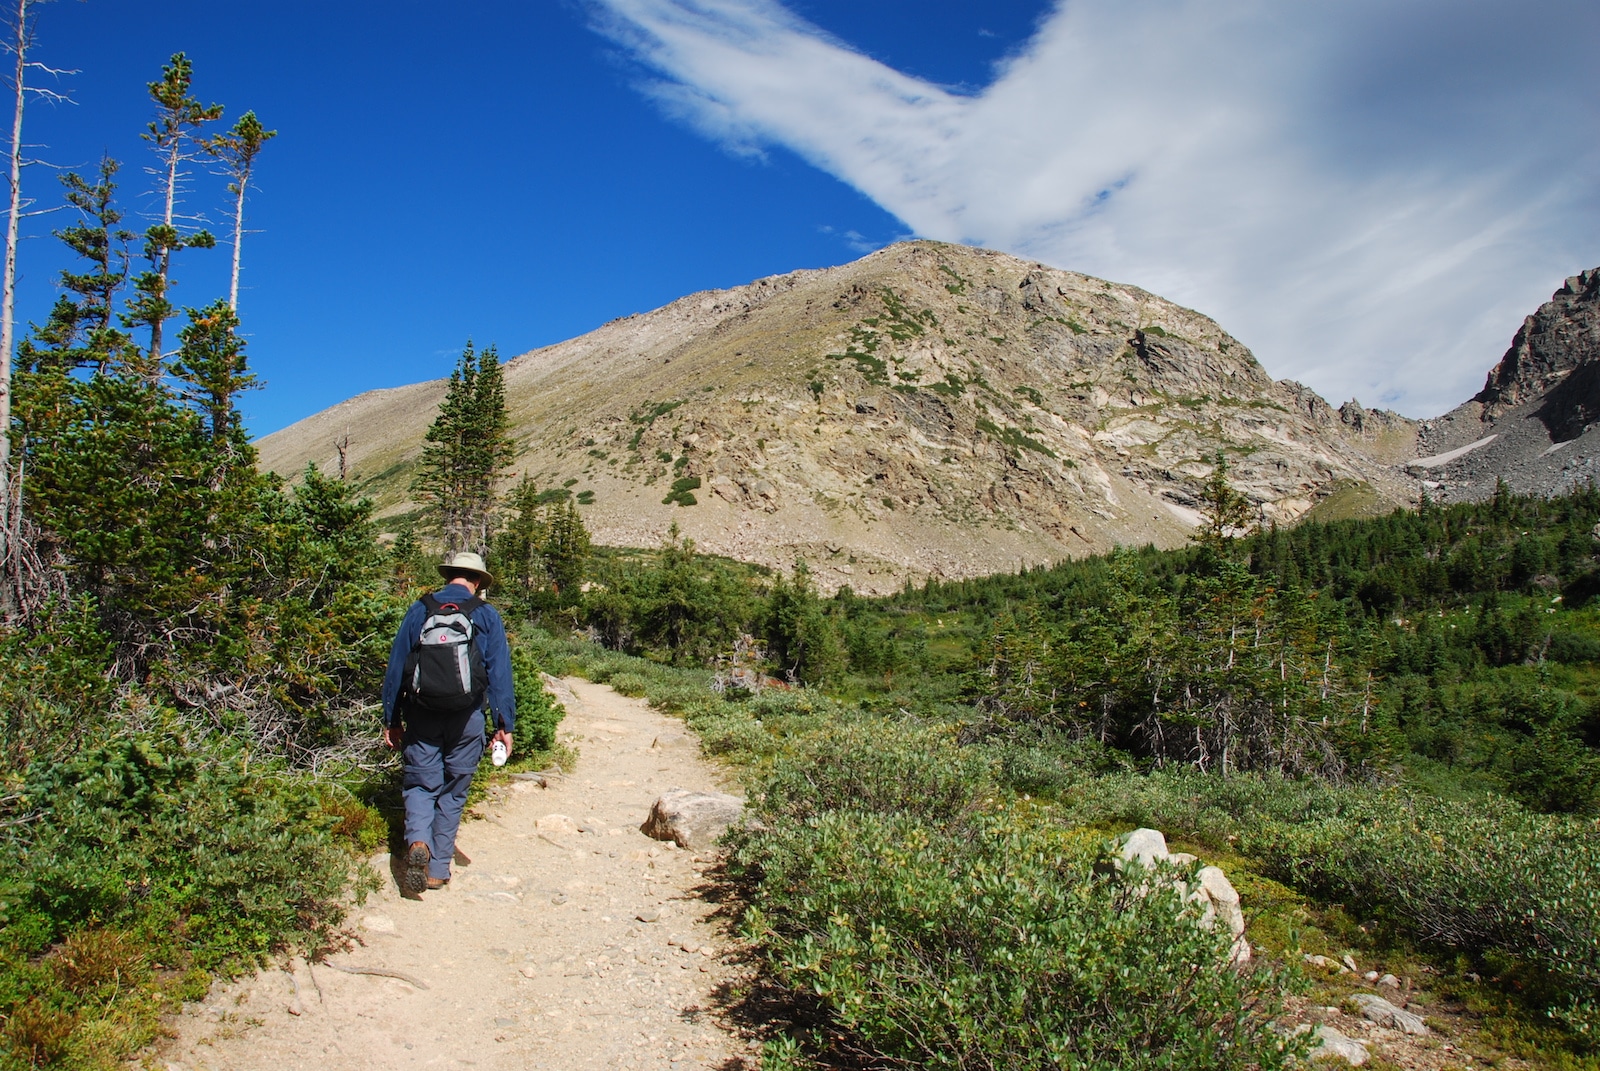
437 551 494 587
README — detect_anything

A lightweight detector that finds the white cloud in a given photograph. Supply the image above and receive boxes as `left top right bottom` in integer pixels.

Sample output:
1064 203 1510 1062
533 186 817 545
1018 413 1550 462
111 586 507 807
588 0 1600 417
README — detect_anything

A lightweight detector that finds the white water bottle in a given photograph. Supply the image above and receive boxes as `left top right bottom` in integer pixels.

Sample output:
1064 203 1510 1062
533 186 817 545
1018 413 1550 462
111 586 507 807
491 739 508 767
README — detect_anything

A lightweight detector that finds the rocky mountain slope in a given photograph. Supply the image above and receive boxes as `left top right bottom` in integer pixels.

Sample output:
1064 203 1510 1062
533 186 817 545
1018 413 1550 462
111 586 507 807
1410 269 1600 502
258 241 1417 593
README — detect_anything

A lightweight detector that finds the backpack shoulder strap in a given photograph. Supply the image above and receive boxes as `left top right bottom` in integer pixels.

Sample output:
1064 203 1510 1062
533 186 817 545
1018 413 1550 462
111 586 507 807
419 592 444 615
455 594 485 617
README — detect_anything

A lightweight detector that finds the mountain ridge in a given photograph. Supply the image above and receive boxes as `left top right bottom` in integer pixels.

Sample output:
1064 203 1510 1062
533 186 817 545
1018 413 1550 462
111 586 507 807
260 241 1428 593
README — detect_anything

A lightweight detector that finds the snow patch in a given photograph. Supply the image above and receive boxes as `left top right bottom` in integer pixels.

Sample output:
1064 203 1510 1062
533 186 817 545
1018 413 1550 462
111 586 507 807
1408 435 1497 470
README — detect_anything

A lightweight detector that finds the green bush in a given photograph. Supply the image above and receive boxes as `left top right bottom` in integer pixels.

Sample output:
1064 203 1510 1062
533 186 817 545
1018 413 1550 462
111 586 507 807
753 720 990 826
0 736 370 1068
508 634 565 752
606 671 651 697
732 794 1302 1070
1059 768 1600 1039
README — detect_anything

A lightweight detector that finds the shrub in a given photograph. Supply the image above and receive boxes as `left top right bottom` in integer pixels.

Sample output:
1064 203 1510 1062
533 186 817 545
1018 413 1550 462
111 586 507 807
508 635 565 753
732 802 1302 1070
606 672 651 697
1059 769 1600 1038
753 720 991 826
0 735 371 1068
2 738 364 964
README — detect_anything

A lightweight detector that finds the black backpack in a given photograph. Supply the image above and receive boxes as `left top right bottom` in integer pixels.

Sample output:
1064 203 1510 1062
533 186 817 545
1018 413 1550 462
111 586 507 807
402 593 488 715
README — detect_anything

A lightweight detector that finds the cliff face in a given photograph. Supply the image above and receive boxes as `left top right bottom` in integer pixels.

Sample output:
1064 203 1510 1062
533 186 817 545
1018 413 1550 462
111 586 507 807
258 241 1415 593
1410 269 1600 502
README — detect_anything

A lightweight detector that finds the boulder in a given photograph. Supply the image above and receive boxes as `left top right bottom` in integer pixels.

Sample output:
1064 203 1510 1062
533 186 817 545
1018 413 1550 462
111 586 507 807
1118 828 1170 866
1116 828 1249 963
1310 1025 1369 1066
641 789 745 850
1351 993 1428 1035
1195 865 1250 963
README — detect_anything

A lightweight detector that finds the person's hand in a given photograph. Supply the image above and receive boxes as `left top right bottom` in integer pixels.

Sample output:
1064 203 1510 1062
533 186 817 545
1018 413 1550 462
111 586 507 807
383 724 403 750
493 729 513 760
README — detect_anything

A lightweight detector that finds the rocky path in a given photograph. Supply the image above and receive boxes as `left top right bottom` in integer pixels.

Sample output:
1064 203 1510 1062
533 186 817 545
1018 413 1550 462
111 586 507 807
157 678 754 1071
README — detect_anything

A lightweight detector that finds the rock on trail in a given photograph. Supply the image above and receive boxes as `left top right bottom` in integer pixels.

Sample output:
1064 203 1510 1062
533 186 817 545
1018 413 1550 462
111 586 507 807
157 678 753 1071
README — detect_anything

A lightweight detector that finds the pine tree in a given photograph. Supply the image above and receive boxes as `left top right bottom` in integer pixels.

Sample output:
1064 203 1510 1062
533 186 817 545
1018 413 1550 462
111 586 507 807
124 53 221 375
170 298 257 447
1195 452 1252 564
202 110 274 313
412 342 513 556
491 475 547 602
541 498 590 602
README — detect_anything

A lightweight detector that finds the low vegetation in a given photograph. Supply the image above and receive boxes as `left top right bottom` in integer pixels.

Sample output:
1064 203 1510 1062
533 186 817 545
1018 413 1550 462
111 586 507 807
513 476 1600 1068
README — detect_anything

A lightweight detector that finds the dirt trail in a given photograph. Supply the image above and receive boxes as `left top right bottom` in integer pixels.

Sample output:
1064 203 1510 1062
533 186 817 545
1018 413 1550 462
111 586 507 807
158 678 754 1071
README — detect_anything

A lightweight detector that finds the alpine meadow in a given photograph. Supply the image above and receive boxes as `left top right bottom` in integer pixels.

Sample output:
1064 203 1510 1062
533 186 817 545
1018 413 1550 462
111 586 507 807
2 8 1599 1071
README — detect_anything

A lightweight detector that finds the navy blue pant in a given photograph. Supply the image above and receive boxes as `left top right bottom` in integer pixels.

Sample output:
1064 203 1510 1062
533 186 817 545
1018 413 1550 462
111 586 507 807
402 709 485 881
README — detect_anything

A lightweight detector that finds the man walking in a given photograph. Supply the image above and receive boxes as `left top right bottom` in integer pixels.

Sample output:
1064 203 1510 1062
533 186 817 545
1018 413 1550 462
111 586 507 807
382 551 515 894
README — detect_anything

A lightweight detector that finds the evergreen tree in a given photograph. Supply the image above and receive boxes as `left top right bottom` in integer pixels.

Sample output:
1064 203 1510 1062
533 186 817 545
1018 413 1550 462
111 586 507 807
124 53 221 374
412 342 513 556
1195 452 1253 563
170 299 258 450
541 498 591 602
388 521 430 597
202 110 275 313
491 475 546 603
765 559 846 686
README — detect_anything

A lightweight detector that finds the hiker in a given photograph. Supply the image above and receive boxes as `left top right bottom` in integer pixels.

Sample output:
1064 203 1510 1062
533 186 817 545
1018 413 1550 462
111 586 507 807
381 551 515 894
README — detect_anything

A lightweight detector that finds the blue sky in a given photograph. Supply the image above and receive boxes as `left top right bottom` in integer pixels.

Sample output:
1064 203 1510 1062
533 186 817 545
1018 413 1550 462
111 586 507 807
18 0 1600 435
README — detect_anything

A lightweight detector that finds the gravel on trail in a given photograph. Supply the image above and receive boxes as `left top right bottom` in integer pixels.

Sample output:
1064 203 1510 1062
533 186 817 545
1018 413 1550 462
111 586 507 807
157 677 755 1071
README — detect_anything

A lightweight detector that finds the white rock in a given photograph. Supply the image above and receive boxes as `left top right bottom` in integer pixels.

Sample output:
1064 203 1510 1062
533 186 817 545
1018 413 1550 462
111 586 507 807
640 789 745 850
1194 865 1250 964
1342 954 1359 972
1118 828 1170 866
1352 993 1429 1035
1310 1025 1369 1066
536 814 580 836
1377 973 1400 989
360 914 396 934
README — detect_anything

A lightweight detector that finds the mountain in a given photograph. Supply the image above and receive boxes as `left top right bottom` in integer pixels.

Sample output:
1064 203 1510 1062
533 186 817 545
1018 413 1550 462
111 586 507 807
257 241 1416 594
1409 268 1600 501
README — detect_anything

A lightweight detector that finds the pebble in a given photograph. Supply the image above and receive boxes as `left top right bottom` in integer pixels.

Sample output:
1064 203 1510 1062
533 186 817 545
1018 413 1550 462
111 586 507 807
360 914 397 934
637 910 661 923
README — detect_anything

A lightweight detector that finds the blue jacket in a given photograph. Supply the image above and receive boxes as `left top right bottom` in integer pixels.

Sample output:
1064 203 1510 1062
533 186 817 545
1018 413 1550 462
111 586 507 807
382 582 516 732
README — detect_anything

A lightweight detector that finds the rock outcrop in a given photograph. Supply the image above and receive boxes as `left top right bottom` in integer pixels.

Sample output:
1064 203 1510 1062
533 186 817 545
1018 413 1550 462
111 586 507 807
1411 268 1600 501
257 241 1415 594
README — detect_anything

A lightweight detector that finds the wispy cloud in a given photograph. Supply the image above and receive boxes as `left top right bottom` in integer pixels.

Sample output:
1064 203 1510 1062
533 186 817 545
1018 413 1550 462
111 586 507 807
588 0 1600 417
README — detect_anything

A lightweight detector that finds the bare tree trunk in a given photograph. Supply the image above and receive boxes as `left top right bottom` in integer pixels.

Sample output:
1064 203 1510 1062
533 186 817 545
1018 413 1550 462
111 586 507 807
0 0 28 617
227 172 244 310
147 138 180 369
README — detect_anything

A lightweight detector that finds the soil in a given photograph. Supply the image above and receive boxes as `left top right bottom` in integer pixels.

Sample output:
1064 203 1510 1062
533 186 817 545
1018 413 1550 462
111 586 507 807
155 677 755 1071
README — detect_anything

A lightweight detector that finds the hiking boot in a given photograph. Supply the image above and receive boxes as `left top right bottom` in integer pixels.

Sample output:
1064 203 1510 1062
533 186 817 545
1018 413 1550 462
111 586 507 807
425 876 450 890
404 841 430 895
